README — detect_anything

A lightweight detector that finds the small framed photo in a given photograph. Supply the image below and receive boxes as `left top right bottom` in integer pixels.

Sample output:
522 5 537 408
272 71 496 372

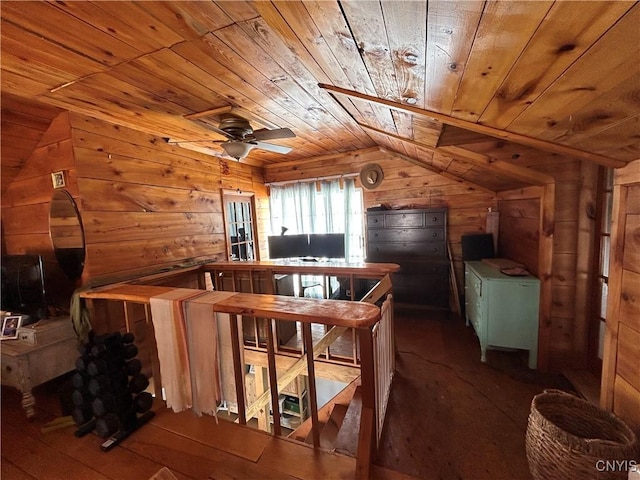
2 316 22 340
51 171 66 189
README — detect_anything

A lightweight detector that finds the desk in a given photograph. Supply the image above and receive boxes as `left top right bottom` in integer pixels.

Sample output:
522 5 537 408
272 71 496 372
1 317 78 417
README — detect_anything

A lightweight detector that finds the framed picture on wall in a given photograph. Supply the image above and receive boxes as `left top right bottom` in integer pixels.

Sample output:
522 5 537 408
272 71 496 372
1 316 22 340
51 171 66 189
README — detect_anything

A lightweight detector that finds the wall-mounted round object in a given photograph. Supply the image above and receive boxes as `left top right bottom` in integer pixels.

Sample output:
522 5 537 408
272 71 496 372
359 163 384 190
49 189 85 281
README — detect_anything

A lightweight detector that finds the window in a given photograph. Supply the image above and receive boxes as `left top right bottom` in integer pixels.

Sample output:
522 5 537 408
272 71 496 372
223 192 258 261
268 178 364 262
591 168 614 366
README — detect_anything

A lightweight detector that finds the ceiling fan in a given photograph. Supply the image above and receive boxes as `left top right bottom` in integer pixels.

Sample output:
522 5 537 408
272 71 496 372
206 114 295 160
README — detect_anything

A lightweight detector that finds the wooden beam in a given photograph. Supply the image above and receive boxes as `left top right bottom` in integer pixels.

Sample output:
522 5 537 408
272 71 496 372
243 349 360 384
537 184 555 372
365 123 553 186
439 146 555 186
377 147 496 195
319 83 626 169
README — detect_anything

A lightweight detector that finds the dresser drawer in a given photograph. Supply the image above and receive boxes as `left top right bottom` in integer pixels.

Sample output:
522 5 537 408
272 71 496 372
384 212 424 228
367 214 385 229
368 242 445 257
399 260 448 275
424 211 445 226
368 227 444 243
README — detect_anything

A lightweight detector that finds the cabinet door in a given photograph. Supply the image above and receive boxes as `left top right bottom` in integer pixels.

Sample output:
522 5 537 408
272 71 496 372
485 281 539 349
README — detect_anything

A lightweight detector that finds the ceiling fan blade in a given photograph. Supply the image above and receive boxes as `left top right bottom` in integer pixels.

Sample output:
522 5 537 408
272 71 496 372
253 141 292 154
253 127 295 141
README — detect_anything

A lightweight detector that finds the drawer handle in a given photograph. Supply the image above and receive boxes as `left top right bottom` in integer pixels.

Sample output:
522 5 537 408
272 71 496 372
432 217 438 222
373 219 378 223
432 232 437 237
432 248 438 253
5 365 12 373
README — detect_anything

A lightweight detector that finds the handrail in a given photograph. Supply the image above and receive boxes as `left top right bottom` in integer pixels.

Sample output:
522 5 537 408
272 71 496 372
79 262 398 480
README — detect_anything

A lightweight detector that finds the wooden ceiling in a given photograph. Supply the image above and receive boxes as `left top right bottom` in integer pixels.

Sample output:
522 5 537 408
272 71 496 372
2 1 639 193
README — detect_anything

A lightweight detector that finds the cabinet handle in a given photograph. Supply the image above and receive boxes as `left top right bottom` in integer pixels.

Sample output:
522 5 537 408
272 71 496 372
5 365 12 372
432 232 437 237
432 217 438 222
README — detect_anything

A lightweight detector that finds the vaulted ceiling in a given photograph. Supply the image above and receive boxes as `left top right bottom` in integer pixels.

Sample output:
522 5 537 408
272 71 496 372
2 1 639 193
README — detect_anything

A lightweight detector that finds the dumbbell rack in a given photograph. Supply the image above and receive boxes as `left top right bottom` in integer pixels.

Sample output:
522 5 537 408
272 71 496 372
71 331 155 451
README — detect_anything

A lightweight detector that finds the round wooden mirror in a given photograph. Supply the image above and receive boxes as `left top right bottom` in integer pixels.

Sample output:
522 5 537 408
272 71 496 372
49 190 85 281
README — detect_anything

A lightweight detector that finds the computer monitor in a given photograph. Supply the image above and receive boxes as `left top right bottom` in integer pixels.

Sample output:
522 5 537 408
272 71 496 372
267 234 309 259
308 233 345 259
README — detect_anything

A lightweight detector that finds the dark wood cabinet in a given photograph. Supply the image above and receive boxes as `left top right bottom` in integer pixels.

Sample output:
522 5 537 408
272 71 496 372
366 208 449 308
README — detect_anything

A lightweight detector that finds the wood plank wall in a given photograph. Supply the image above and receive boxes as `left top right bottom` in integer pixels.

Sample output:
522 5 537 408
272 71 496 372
601 160 640 434
1 111 267 308
68 113 266 282
496 160 598 372
263 148 497 300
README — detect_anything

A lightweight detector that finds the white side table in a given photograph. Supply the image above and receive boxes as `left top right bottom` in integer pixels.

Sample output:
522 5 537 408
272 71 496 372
1 317 78 417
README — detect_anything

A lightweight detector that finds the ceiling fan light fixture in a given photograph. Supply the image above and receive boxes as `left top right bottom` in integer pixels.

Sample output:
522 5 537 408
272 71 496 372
222 141 254 160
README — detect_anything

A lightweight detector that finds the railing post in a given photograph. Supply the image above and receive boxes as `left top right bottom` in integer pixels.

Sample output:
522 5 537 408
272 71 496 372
229 313 247 425
265 318 282 436
302 322 320 448
356 326 376 479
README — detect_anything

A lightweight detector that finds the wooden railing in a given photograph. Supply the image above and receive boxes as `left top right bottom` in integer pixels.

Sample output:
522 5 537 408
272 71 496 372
372 293 394 444
80 261 399 479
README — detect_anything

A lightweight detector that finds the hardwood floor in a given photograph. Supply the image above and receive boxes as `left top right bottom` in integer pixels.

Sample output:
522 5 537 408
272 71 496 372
1 308 572 480
375 306 572 480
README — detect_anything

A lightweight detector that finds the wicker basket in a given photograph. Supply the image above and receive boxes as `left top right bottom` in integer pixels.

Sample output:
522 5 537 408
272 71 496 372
526 390 639 480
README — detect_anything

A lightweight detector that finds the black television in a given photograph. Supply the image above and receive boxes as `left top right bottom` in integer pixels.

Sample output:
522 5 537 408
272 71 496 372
268 234 309 259
1 254 48 320
308 233 345 259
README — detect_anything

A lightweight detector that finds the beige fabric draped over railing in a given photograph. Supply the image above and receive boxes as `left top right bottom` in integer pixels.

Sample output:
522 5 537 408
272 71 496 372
149 289 235 417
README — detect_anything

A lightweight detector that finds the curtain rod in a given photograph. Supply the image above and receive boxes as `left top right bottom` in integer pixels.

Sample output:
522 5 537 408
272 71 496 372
265 172 358 187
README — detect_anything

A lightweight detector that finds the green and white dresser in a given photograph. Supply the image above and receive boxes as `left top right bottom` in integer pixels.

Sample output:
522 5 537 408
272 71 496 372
464 261 540 369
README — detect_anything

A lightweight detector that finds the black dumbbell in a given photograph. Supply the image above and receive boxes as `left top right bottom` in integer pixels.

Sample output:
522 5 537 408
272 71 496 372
125 358 142 376
133 392 153 413
95 413 120 438
71 405 94 426
71 371 89 390
121 332 135 344
88 372 129 397
87 357 125 377
75 355 91 372
92 391 133 417
91 341 138 360
129 373 149 394
71 388 92 407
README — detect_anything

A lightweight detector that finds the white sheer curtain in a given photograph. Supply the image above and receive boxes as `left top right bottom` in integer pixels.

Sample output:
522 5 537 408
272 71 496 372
269 179 364 262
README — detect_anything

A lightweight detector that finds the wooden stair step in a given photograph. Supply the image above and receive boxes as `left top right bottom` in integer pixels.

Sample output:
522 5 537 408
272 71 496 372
288 376 359 443
334 385 363 457
318 402 349 450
